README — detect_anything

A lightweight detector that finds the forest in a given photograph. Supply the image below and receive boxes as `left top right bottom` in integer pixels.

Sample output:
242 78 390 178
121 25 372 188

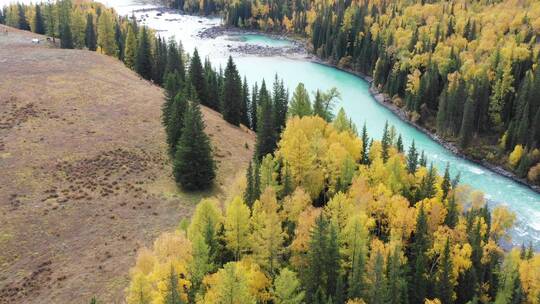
155 0 540 187
126 112 540 304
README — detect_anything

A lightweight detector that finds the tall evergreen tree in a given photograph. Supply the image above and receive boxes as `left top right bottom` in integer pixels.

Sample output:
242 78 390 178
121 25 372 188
173 101 215 190
240 77 250 127
459 97 476 148
167 90 189 156
135 27 153 80
361 123 370 165
17 4 30 30
386 247 407 304
441 162 451 200
255 81 276 160
381 121 391 162
243 161 255 208
289 83 312 117
273 75 288 134
408 204 429 304
407 140 419 174
250 83 259 130
369 252 388 304
58 0 73 49
221 56 242 125
436 238 454 304
84 14 97 51
33 4 45 34
188 49 207 105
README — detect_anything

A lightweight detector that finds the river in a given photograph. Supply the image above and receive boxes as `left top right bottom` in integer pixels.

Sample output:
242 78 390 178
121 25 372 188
3 0 539 248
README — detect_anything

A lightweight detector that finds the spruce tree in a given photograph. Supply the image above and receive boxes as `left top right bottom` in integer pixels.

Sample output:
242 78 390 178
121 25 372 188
188 49 207 105
221 56 242 125
84 14 97 51
361 123 370 165
166 39 185 81
243 162 255 208
436 238 454 304
381 121 390 162
241 77 250 128
135 27 153 80
173 101 215 190
442 162 451 200
162 71 181 128
386 247 407 304
114 21 124 60
167 91 189 156
289 83 312 117
250 83 259 130
396 134 404 153
17 4 30 30
58 0 73 49
34 4 45 34
255 81 276 160
408 204 429 304
407 140 418 174
370 252 388 304
459 97 475 148
273 75 288 133
204 59 219 110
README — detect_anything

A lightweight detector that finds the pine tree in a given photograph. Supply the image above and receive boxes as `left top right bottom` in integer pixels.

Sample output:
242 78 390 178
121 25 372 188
396 134 404 153
58 0 73 49
445 195 458 229
255 81 276 160
173 101 215 190
135 27 153 80
188 49 207 105
361 123 370 165
273 76 288 133
436 238 454 304
17 4 30 30
45 3 57 42
221 56 242 125
459 97 475 148
407 140 418 174
124 23 137 69
381 121 391 162
369 251 388 304
84 14 97 51
441 163 451 200
408 204 429 304
419 151 427 167
166 39 185 81
250 83 259 130
166 85 188 156
243 162 255 208
241 77 250 127
386 247 407 304
33 4 45 34
304 215 340 302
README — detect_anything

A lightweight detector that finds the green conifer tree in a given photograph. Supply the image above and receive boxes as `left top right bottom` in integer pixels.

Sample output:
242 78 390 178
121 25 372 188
33 4 45 34
437 238 454 304
221 56 242 125
135 27 153 80
407 140 419 174
84 14 97 51
255 81 276 160
188 49 207 105
173 101 215 190
408 204 429 304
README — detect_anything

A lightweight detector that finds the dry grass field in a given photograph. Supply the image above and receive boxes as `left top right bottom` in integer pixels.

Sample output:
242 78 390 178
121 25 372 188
0 25 255 303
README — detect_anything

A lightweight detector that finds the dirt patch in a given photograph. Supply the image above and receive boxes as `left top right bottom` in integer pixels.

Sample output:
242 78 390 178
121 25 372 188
0 25 254 304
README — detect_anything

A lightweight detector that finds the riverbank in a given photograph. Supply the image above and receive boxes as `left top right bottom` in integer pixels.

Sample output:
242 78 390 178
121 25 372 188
307 58 540 195
197 24 540 194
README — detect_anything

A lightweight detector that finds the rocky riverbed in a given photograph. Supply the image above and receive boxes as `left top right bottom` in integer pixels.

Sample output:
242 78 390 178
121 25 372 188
198 26 308 57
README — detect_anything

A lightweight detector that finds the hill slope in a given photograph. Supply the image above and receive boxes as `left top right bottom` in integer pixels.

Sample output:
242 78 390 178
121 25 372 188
0 25 255 304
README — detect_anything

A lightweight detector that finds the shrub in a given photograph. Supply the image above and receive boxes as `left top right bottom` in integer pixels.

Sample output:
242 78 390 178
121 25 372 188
508 145 524 168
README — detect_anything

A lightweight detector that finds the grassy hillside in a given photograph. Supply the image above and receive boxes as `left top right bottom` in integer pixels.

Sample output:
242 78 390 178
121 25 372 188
0 24 254 304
